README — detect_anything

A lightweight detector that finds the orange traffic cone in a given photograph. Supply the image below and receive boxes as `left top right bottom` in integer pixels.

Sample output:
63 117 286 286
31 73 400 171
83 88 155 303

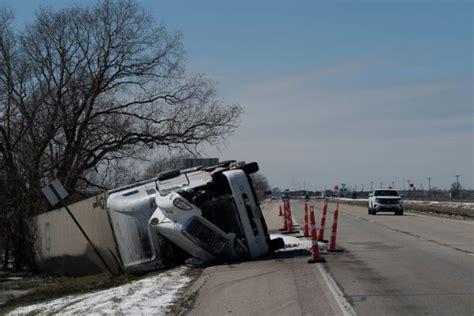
328 203 343 252
303 202 309 237
318 200 328 242
308 206 325 263
282 200 297 234
309 206 317 239
287 202 295 233
280 202 288 230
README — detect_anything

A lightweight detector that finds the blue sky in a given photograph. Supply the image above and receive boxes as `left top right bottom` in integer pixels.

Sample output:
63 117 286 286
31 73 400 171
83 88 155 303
4 0 473 190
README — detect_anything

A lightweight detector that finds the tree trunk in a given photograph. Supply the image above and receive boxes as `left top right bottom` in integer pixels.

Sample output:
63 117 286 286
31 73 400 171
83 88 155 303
2 234 9 270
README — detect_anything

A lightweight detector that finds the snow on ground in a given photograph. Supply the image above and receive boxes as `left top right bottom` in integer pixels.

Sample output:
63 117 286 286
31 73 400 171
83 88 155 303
405 200 474 210
8 266 191 315
270 234 327 252
335 198 474 210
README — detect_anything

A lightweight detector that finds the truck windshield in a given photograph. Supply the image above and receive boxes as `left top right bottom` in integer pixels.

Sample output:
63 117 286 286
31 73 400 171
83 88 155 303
374 190 399 196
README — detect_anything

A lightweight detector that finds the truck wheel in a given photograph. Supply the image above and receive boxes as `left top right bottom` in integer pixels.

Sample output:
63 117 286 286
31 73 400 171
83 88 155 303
158 235 189 268
216 160 236 168
234 239 249 258
158 235 177 267
158 169 181 181
368 207 371 215
269 237 285 252
241 162 259 174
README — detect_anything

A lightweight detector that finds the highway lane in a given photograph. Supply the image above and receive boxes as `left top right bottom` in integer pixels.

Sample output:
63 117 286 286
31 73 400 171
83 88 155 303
181 202 348 316
290 199 474 315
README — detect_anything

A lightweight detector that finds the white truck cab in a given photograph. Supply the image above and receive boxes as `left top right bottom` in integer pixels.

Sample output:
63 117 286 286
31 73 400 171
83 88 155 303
149 161 283 263
368 189 404 215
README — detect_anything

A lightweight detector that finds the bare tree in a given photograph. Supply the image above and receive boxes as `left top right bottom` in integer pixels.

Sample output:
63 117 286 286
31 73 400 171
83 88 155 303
0 0 242 270
450 182 464 198
142 153 193 180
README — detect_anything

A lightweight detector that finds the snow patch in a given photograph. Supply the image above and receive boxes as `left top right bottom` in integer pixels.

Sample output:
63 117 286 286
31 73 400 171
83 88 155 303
8 267 191 315
405 200 474 210
270 234 327 252
336 198 474 210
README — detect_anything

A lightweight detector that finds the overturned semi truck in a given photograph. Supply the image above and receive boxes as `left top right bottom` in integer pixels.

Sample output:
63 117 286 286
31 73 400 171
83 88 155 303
33 160 282 275
148 161 284 262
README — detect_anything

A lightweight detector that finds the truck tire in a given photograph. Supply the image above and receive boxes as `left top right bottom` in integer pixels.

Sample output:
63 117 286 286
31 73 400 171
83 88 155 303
216 160 236 168
158 235 189 268
234 239 249 258
269 237 285 252
158 169 181 181
241 162 259 174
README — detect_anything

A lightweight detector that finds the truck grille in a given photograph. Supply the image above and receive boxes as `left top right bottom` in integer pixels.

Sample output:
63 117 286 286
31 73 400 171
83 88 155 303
379 199 400 204
183 216 228 255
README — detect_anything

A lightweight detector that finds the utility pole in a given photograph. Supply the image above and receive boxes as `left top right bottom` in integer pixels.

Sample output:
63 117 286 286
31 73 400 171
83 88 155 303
361 184 364 192
455 174 460 191
407 180 411 197
427 177 432 196
379 182 383 189
392 181 395 189
370 181 373 191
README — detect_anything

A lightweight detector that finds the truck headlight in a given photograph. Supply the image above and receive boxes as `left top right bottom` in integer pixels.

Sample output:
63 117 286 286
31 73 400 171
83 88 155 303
173 197 193 210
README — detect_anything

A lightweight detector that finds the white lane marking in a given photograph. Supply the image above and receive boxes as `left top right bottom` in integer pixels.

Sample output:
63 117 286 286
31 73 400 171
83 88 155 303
292 204 356 315
317 264 357 316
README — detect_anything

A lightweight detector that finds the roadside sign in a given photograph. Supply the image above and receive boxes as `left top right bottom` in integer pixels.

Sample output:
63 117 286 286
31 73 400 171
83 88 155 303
41 179 69 206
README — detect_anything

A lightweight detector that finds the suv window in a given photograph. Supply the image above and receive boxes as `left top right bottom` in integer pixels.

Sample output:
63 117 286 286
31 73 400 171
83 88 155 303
374 190 399 196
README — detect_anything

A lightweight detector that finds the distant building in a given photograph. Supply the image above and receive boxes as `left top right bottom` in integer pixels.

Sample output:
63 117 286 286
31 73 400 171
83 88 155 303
181 158 219 169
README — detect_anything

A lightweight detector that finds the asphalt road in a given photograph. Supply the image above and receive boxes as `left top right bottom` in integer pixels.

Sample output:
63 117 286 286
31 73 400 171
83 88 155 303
291 199 474 316
182 201 348 316
182 200 473 315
